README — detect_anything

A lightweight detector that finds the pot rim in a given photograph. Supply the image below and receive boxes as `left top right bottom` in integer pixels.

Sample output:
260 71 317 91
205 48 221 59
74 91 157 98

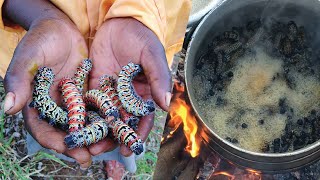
185 0 320 159
188 0 225 28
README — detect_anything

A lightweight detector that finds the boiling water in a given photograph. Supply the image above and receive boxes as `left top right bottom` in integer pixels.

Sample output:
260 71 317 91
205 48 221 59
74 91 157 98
194 48 320 152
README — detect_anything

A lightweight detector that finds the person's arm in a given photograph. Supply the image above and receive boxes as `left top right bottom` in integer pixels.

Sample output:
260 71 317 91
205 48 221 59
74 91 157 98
3 0 69 30
3 0 92 169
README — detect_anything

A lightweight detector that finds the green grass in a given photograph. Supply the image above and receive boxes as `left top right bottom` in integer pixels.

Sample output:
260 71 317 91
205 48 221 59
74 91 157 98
136 151 158 175
132 109 167 179
0 81 68 179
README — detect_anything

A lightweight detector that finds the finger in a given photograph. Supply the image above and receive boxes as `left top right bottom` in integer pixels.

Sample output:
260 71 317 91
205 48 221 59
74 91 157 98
120 113 155 156
4 60 36 114
140 39 172 111
3 32 46 114
88 138 118 156
22 105 92 168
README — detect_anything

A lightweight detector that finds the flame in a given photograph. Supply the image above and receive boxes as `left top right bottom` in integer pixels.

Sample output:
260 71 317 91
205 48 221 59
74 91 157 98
168 83 200 157
212 170 262 180
212 172 235 180
246 169 261 176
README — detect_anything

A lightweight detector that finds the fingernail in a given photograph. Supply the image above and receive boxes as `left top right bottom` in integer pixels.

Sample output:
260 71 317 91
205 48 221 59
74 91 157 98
80 159 92 170
4 92 15 113
165 92 172 107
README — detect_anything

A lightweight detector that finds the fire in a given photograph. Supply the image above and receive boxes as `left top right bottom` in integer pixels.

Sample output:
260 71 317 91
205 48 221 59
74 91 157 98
246 169 262 176
167 82 200 157
212 172 235 180
211 170 262 180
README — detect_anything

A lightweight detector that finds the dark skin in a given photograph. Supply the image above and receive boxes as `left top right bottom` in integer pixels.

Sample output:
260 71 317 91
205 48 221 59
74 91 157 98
3 0 171 168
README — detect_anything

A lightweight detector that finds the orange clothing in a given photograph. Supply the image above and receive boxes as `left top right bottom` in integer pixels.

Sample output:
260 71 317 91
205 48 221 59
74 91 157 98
0 0 191 78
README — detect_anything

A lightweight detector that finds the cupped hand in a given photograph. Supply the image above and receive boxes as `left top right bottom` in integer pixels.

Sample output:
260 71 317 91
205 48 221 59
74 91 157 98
88 18 172 156
4 18 92 168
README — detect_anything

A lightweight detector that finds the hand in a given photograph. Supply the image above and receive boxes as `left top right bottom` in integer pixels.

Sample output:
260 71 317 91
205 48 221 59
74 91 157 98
4 17 92 168
88 18 172 156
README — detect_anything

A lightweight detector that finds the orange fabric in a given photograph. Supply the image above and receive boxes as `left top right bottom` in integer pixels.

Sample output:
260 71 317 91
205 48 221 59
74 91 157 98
0 0 191 78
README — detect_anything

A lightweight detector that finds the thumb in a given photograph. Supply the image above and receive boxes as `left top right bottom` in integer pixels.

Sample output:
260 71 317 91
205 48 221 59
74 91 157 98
4 62 34 114
140 42 172 111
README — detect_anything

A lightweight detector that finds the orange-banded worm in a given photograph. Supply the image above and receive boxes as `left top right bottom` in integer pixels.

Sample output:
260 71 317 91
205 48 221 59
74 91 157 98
30 67 68 129
99 75 139 130
64 111 109 148
59 78 86 132
109 118 143 155
117 62 155 116
84 89 119 118
73 59 93 93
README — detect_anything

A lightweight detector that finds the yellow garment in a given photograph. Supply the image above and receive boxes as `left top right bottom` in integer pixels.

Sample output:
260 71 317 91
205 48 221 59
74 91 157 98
0 0 191 78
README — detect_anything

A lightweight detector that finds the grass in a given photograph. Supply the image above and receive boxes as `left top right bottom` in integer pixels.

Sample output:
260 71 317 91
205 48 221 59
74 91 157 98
0 79 68 179
129 109 167 179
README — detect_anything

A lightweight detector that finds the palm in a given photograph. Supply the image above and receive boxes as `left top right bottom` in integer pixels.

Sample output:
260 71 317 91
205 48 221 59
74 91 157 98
5 19 91 166
88 18 170 156
7 19 88 103
89 18 157 94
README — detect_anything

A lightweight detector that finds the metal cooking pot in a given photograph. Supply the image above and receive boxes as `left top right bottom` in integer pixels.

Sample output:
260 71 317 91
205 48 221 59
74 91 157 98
185 0 320 173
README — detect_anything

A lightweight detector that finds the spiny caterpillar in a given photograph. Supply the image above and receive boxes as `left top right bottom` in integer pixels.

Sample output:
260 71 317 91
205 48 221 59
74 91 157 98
109 118 144 155
73 59 92 93
84 89 119 118
59 78 86 132
30 67 68 129
64 111 109 148
99 75 140 130
117 62 155 116
31 61 151 156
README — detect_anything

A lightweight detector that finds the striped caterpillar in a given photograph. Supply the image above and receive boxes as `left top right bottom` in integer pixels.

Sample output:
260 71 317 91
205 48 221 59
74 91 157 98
109 118 144 155
59 78 86 132
117 62 155 116
30 67 68 129
73 59 92 93
99 75 140 130
84 89 119 118
64 111 109 148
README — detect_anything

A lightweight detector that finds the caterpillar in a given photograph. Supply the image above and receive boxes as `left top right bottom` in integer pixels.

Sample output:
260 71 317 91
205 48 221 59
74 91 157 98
73 59 93 93
108 118 144 155
117 62 155 116
223 30 239 42
287 21 298 41
59 78 86 132
224 41 243 54
245 27 264 48
64 111 109 148
274 32 284 50
30 67 69 129
99 75 140 130
84 89 119 118
214 42 231 54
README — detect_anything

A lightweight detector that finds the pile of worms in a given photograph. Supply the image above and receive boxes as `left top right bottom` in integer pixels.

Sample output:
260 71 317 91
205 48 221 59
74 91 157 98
194 19 320 153
30 60 155 155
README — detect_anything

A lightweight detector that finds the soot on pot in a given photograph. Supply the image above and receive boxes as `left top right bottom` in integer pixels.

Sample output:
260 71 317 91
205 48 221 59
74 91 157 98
192 19 320 153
